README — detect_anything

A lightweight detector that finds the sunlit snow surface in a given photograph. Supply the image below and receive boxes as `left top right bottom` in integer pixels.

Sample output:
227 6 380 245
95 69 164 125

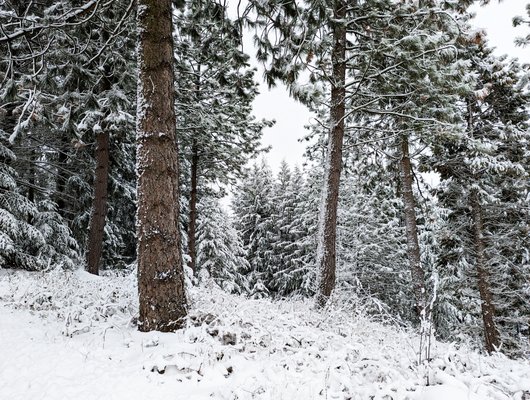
1 268 529 400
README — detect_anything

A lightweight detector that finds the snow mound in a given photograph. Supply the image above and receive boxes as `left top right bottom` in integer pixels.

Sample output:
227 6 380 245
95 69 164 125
1 269 529 400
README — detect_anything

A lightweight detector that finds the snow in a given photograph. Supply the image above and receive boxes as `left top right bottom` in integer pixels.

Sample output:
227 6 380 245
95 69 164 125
1 268 529 400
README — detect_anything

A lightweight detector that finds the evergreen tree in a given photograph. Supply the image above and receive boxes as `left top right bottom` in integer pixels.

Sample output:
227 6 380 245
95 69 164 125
0 130 78 270
268 163 316 296
196 196 250 294
429 34 530 354
232 161 275 296
174 0 271 275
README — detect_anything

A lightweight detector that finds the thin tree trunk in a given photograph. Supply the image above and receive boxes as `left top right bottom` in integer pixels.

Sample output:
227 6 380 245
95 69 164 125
136 0 187 332
466 99 500 353
399 134 426 316
187 140 199 275
86 130 110 275
470 189 500 353
86 72 112 276
316 0 347 307
55 135 68 216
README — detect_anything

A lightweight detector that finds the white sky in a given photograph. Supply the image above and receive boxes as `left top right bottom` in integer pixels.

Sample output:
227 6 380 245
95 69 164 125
247 1 529 172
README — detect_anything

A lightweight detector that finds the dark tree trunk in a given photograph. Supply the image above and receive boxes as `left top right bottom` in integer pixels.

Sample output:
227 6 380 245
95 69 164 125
86 72 112 276
136 0 187 332
187 140 199 275
55 135 68 217
86 130 110 275
316 0 347 307
399 135 426 316
470 190 500 353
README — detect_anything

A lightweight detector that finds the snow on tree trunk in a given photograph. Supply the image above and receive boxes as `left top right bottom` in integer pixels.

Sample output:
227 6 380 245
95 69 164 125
315 0 347 308
399 134 426 317
136 0 187 332
86 130 110 275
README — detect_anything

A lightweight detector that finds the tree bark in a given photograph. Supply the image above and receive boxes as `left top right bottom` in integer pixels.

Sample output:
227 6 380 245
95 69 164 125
86 71 112 276
399 134 426 317
470 189 500 353
316 0 347 307
86 130 110 275
187 140 199 275
136 0 187 332
55 135 68 217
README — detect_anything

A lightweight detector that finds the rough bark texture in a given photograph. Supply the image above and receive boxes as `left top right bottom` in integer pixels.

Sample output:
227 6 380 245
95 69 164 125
187 140 199 275
399 135 426 316
470 190 500 353
86 130 110 275
136 0 187 332
316 0 347 307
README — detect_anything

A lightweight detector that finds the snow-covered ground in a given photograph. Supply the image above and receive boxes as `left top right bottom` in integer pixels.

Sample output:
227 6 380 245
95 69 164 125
1 268 529 400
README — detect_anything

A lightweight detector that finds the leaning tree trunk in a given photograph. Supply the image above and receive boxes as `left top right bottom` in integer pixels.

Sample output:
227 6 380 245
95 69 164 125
470 189 500 353
86 130 110 275
399 134 426 317
136 0 187 332
315 0 347 307
187 140 199 275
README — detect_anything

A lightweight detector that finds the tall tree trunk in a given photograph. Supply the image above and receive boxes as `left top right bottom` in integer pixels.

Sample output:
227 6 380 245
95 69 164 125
316 0 347 307
55 135 68 217
86 130 110 275
466 99 499 353
187 140 199 275
136 0 187 332
399 134 426 316
470 189 500 353
86 73 112 276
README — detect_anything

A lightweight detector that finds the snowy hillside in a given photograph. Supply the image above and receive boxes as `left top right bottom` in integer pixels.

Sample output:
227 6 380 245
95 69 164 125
1 268 529 400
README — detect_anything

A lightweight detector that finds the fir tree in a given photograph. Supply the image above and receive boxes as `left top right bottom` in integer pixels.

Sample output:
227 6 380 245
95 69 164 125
196 196 250 294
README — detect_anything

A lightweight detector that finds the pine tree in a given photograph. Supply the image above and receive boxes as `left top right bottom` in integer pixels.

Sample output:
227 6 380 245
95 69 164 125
174 0 271 276
429 34 530 354
136 0 187 332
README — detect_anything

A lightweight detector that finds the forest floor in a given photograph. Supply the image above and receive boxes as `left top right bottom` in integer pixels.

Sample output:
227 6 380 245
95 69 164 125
0 268 529 400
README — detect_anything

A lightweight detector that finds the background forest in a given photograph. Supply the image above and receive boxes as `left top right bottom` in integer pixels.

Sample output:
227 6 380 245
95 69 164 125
0 0 529 361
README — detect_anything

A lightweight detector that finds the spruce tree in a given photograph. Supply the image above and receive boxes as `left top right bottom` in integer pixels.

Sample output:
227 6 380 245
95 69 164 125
196 196 250 294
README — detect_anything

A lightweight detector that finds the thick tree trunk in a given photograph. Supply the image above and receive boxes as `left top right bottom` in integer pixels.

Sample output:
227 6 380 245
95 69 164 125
187 140 199 275
136 0 187 332
316 0 347 307
399 135 426 316
86 130 110 275
470 190 500 353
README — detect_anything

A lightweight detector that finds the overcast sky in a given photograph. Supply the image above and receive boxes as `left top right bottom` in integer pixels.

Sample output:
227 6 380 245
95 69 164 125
247 1 529 173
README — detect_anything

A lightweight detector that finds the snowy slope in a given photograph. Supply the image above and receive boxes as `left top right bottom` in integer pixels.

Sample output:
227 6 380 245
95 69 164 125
1 268 529 400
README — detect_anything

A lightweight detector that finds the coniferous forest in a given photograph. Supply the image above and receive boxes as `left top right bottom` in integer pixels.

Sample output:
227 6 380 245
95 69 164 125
1 1 529 398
